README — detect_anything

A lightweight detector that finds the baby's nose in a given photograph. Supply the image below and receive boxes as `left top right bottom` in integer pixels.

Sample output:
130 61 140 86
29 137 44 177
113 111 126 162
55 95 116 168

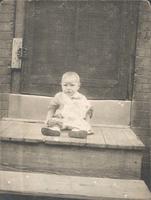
66 85 71 89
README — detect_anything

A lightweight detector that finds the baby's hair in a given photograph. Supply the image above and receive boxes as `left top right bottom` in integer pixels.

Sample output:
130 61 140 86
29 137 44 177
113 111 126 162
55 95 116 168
61 71 80 83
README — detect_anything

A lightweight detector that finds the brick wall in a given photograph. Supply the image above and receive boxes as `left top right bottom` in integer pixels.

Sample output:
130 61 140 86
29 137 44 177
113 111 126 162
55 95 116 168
0 0 15 118
131 0 151 189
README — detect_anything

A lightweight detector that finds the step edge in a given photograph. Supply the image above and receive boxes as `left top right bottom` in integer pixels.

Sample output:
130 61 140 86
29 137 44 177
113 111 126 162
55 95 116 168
0 170 150 200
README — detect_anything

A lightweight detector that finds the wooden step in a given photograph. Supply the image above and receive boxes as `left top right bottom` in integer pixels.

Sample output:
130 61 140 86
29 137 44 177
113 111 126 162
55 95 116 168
0 120 144 180
8 94 131 126
0 170 150 200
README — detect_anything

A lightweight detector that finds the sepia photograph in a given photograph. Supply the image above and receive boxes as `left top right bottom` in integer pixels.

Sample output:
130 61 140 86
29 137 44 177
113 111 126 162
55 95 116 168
0 0 151 199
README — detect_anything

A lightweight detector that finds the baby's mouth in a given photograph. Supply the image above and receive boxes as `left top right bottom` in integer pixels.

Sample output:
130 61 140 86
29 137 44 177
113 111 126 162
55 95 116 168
65 91 73 96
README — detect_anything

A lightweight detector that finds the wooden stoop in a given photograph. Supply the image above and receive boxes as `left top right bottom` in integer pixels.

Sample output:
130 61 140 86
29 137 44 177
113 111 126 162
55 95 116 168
0 94 150 200
0 171 151 200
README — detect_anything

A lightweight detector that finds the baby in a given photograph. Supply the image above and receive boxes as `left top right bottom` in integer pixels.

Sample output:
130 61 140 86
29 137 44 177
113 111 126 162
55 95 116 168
41 72 93 138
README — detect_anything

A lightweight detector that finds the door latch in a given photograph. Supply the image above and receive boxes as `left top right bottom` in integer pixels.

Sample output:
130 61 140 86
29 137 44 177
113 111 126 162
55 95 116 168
17 47 28 59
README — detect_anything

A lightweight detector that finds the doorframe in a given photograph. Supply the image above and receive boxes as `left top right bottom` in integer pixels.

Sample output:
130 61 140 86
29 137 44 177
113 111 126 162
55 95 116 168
11 0 25 93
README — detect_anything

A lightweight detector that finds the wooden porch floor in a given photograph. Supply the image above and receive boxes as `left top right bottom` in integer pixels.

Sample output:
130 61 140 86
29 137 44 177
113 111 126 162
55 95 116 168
0 119 144 150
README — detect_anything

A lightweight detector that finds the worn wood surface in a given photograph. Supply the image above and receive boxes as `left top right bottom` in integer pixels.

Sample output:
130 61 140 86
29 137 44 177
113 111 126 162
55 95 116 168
0 120 144 149
0 120 143 179
21 1 139 99
0 170 151 200
0 141 142 179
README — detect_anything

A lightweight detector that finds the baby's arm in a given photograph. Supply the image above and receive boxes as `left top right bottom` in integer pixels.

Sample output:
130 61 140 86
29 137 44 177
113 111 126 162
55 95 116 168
85 107 93 121
45 108 56 126
83 95 93 121
45 94 60 126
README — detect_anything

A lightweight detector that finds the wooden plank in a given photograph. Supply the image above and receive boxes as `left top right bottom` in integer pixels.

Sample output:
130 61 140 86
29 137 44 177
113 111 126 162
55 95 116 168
0 170 150 200
102 127 117 146
0 120 144 150
0 139 143 179
86 126 106 147
102 127 144 150
123 128 145 148
0 121 28 142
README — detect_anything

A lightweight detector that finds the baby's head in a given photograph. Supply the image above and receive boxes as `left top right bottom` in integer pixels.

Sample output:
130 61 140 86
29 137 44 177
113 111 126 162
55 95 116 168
61 72 80 97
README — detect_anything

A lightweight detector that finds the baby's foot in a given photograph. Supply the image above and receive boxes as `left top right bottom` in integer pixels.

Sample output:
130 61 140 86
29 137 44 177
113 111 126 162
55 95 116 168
68 128 87 139
41 126 61 136
87 130 94 135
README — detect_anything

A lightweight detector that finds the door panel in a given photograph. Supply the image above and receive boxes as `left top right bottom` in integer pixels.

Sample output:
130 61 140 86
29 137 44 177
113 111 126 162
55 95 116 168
21 0 138 99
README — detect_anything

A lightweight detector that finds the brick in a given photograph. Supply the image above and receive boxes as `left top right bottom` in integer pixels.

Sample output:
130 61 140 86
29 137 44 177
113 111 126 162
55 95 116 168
0 40 12 49
131 110 150 120
0 22 14 32
0 32 13 40
0 48 11 58
0 84 10 92
135 56 151 67
138 21 151 32
0 76 11 84
131 1 151 189
0 46 12 55
137 40 151 49
132 118 150 129
132 127 150 145
133 92 151 101
135 66 151 73
135 67 151 75
1 0 15 5
0 59 11 66
0 109 8 118
134 77 151 85
0 67 11 75
0 12 14 22
0 93 9 101
0 100 8 110
131 101 150 111
136 47 151 57
137 30 151 43
139 13 151 22
134 86 151 94
0 4 15 14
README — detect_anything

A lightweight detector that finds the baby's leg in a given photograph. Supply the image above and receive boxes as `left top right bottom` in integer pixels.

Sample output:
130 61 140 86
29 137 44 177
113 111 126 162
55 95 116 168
65 119 93 139
41 118 62 136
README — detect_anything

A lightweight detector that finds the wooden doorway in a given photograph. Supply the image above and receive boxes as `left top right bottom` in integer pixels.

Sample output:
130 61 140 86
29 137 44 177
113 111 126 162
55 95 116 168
21 0 139 99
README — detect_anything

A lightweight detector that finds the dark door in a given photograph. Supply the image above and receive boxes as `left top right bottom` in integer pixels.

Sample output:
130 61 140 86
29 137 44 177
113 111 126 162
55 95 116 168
21 0 138 99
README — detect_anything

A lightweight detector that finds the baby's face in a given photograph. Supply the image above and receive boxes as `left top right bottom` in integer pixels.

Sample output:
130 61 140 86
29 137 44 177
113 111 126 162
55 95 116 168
61 76 80 97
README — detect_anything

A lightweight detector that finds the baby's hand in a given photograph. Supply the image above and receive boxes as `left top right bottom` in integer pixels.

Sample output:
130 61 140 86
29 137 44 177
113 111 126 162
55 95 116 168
45 119 53 126
45 118 63 127
54 113 63 119
85 108 93 120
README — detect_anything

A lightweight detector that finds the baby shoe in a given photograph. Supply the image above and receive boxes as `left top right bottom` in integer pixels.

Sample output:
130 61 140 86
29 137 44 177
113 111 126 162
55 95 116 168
41 126 61 136
87 130 94 135
68 129 87 139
